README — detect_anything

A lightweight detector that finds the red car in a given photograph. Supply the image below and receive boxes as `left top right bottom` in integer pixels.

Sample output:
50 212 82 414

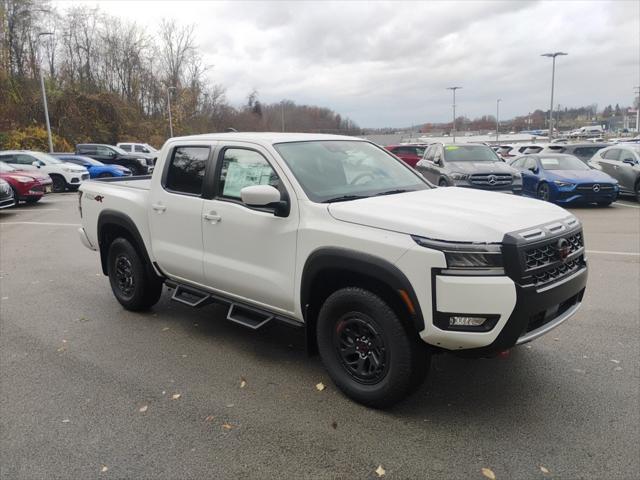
384 144 430 167
0 161 53 203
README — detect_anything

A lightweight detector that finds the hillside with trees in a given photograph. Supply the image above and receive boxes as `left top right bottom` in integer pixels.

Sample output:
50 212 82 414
0 0 361 151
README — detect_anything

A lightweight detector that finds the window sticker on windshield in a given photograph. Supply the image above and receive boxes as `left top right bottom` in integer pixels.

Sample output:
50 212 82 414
223 162 274 197
445 146 459 150
540 158 560 166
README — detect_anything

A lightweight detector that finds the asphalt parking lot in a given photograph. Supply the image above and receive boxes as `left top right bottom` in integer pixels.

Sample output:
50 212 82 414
1 193 638 479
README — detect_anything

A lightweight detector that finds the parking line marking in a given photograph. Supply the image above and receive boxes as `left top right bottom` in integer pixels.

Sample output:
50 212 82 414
586 249 640 257
8 209 61 212
0 221 80 227
613 202 640 209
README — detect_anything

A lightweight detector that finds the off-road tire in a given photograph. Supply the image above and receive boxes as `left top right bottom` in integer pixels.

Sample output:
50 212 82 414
316 287 429 408
107 237 163 311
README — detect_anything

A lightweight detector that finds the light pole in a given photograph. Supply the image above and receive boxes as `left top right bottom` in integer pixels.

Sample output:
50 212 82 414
541 51 568 140
496 99 501 142
280 101 285 132
446 86 462 143
167 86 177 137
37 32 54 153
634 86 640 133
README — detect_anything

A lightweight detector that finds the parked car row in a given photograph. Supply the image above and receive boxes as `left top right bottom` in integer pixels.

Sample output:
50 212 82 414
386 140 639 205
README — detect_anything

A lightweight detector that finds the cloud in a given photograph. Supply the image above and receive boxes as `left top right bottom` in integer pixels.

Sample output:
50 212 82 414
54 0 639 127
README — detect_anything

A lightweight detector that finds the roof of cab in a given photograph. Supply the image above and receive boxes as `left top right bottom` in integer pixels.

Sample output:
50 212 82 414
167 132 364 145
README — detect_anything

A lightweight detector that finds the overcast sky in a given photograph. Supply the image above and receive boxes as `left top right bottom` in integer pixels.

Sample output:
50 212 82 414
55 0 639 128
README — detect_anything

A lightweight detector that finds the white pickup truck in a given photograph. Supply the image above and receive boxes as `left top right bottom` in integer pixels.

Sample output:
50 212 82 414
78 133 588 407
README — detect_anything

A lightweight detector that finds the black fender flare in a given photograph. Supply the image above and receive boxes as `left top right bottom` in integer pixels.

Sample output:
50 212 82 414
300 247 425 332
97 210 158 278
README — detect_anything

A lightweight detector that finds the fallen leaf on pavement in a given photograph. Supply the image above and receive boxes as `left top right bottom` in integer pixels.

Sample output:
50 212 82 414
204 415 214 422
240 377 247 388
222 423 235 431
375 465 386 477
610 359 620 364
316 382 326 391
171 393 181 400
139 405 148 413
161 327 170 331
57 347 66 353
540 466 550 474
100 466 108 473
62 419 70 423
482 467 496 480
331 421 337 429
614 366 622 371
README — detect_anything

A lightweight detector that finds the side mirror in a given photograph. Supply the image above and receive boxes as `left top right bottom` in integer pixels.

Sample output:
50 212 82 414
31 161 41 168
433 158 441 166
623 158 637 166
240 185 289 217
528 166 538 174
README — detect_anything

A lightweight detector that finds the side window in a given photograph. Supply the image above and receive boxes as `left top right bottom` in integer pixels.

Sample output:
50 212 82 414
164 146 209 195
423 146 434 161
218 148 280 201
15 154 36 165
134 145 146 153
0 154 14 162
433 146 443 164
603 149 621 161
78 146 95 155
96 146 114 156
119 145 129 151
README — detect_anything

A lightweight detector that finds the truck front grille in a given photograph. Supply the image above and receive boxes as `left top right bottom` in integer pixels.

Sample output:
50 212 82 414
524 232 583 270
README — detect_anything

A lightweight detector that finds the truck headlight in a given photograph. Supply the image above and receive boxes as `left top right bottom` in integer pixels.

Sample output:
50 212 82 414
137 158 147 165
412 236 504 271
450 172 469 181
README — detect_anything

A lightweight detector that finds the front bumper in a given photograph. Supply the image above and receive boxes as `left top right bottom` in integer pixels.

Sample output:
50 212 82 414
78 227 97 250
429 267 587 355
0 196 15 209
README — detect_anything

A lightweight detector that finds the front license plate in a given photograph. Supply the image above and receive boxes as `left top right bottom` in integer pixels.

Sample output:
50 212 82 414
45 185 52 193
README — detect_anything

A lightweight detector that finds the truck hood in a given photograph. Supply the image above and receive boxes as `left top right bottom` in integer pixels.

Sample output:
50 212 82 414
328 187 571 243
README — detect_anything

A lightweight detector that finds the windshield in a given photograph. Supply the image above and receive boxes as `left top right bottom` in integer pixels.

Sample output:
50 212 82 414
32 152 63 164
443 145 501 162
539 155 590 171
0 161 17 172
274 140 429 202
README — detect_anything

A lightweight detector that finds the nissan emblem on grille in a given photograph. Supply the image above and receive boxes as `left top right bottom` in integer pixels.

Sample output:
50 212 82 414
487 175 497 185
557 238 570 262
592 184 600 192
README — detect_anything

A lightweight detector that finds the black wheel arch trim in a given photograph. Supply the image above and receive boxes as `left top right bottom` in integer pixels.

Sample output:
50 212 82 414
300 247 425 332
97 209 161 279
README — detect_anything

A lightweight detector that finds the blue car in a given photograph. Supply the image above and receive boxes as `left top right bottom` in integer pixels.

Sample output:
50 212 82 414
509 153 619 206
52 154 132 178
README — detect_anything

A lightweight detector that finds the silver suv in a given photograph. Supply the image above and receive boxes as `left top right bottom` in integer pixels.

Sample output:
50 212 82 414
589 144 640 201
416 143 522 194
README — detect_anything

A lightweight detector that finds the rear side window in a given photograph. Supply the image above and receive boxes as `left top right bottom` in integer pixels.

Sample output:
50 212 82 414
120 144 131 151
603 149 620 160
218 148 280 200
134 145 146 153
165 146 209 195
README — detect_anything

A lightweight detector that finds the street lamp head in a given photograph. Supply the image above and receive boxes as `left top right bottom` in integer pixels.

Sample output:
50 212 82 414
542 52 568 58
446 86 462 90
37 32 53 39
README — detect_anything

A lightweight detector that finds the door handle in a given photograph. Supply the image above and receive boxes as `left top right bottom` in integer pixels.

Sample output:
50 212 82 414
152 203 167 213
203 212 222 224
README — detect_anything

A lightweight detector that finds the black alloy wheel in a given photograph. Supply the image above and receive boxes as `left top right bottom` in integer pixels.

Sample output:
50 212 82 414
537 183 550 201
334 315 388 384
51 175 66 193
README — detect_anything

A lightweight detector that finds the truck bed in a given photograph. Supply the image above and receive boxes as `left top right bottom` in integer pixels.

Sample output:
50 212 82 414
92 175 152 190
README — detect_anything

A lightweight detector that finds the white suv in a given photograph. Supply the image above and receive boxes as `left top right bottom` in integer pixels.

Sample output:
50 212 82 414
116 142 157 159
0 150 89 192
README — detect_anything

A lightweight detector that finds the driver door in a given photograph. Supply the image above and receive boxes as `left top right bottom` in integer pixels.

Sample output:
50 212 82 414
416 145 438 183
201 143 299 313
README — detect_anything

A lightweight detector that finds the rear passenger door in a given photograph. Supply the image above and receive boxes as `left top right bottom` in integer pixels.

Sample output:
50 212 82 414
416 145 438 183
148 144 213 284
520 157 539 195
201 143 299 313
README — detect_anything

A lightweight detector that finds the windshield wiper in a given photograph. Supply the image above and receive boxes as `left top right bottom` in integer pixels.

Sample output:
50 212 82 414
322 194 369 203
374 189 414 196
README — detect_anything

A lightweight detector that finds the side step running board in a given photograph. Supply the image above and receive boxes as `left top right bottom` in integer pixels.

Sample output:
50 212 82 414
167 281 302 331
171 284 212 307
227 304 273 330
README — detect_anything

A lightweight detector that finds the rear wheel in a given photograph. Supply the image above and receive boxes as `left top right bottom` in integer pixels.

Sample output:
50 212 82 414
107 238 163 311
316 287 429 408
438 178 448 187
537 182 550 201
50 174 66 193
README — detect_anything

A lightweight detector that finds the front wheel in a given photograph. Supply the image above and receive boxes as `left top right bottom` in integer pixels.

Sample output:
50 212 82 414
438 178 448 187
97 172 113 178
107 238 163 311
537 182 551 202
50 175 66 193
597 201 612 207
316 287 429 408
